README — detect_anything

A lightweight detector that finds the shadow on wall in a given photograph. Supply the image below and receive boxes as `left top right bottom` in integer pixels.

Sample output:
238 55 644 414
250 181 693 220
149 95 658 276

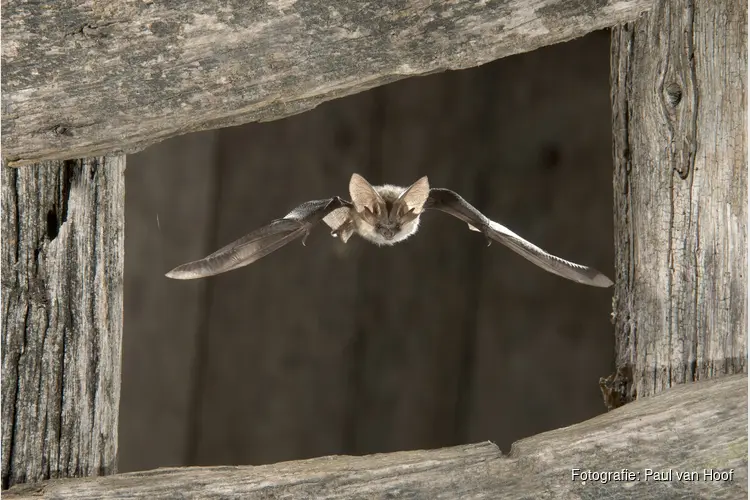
119 29 615 472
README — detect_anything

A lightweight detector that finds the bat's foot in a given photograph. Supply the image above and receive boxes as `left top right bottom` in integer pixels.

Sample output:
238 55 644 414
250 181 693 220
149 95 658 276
471 224 492 247
483 232 492 247
301 230 310 246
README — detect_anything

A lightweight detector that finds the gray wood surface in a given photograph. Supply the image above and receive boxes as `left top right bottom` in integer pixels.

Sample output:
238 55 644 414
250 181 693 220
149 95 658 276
609 0 747 405
6 374 747 500
1 0 653 165
1 157 126 489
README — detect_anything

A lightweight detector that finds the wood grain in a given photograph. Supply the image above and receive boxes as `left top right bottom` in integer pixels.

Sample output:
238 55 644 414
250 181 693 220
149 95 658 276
2 0 652 165
1 157 126 489
6 375 747 500
609 0 747 404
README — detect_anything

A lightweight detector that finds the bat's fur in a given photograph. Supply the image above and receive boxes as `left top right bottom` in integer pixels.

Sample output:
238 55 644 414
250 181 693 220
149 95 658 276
166 173 613 288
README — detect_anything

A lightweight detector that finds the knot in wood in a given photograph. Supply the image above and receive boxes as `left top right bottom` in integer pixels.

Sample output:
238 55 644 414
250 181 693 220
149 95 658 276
53 125 74 137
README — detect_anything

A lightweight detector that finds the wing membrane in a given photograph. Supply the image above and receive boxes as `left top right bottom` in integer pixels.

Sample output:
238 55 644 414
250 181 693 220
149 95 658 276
166 197 351 279
425 188 613 287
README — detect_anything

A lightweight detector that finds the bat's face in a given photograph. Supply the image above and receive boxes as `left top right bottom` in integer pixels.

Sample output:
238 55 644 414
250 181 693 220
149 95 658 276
366 202 410 242
349 174 430 246
373 219 401 241
354 207 420 246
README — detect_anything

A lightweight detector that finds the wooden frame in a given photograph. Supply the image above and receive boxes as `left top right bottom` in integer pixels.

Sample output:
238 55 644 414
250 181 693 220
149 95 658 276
2 0 746 498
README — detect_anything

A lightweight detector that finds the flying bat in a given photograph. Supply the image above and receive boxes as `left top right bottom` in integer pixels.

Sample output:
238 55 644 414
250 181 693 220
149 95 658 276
166 173 613 287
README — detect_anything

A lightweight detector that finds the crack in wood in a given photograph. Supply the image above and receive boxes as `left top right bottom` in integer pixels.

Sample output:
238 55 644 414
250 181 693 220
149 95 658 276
611 21 639 405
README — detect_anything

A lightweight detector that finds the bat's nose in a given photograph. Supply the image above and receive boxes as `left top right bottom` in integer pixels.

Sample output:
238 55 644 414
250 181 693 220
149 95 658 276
382 228 395 239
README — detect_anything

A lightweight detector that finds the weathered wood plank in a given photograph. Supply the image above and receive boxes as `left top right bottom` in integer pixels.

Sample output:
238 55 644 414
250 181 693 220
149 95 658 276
5 375 747 499
609 0 747 405
1 0 653 166
118 131 219 472
1 157 126 489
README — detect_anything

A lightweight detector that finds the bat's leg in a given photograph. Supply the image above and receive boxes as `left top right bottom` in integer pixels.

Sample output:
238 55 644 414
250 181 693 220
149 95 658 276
339 227 354 243
301 229 311 246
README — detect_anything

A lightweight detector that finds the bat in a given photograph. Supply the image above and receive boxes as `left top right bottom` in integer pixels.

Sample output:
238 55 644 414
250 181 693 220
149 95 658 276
165 173 613 287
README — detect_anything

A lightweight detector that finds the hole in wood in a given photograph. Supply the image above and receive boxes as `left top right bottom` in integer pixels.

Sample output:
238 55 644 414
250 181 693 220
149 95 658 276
46 208 59 240
665 82 682 107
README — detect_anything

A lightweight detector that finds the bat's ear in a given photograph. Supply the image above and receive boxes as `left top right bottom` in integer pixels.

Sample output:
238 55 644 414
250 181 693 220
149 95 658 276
397 176 430 214
350 173 383 213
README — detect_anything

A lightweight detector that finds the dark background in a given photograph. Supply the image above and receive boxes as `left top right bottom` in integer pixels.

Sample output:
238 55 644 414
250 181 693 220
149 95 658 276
118 30 615 472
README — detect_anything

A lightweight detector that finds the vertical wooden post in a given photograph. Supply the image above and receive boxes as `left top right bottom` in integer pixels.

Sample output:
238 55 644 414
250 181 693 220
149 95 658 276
1 157 125 489
608 0 747 406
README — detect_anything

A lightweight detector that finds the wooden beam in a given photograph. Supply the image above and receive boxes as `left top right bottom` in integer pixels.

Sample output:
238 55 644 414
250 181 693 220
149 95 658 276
2 0 652 166
4 375 747 499
1 157 125 489
607 0 747 407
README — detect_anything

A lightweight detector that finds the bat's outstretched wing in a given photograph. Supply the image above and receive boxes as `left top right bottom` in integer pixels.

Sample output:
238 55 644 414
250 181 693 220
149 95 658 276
166 197 352 279
425 188 613 287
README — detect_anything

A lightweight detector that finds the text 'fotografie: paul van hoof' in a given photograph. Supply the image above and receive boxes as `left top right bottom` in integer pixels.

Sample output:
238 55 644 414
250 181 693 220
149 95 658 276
571 468 736 483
